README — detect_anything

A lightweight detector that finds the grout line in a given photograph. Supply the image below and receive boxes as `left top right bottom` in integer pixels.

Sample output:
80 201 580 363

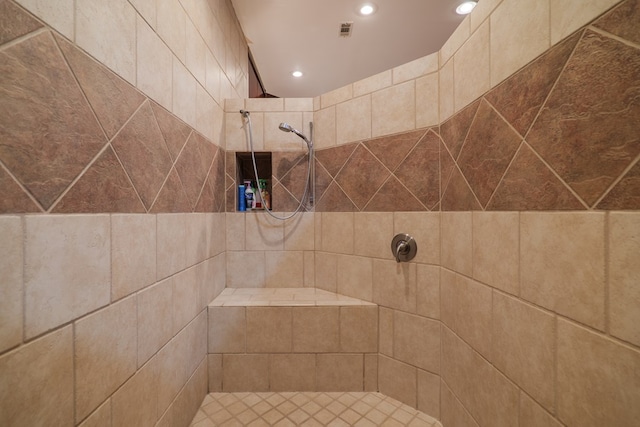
45 142 112 214
0 159 45 213
591 152 640 208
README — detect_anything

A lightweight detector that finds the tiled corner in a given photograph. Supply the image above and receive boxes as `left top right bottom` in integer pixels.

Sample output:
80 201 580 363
417 370 440 419
441 327 519 427
608 212 640 347
519 391 563 427
0 216 23 353
13 0 72 39
393 311 440 373
208 306 246 353
378 355 417 408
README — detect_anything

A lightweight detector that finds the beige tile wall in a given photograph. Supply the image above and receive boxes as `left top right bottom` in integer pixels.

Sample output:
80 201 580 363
15 0 248 145
312 210 640 426
310 0 625 146
0 213 226 426
224 98 314 152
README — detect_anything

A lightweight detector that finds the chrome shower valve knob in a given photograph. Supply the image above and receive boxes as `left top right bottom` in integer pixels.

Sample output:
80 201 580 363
391 233 417 263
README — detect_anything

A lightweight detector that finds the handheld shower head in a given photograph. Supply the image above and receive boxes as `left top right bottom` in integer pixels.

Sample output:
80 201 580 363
279 122 313 148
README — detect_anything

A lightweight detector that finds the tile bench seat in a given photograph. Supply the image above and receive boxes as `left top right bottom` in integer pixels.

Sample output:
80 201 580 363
207 288 379 393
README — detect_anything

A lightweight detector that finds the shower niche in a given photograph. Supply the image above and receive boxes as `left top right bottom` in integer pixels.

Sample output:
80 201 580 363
236 152 272 211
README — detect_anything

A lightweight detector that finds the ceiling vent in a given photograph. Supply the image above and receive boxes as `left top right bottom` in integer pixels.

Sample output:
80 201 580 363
339 22 353 37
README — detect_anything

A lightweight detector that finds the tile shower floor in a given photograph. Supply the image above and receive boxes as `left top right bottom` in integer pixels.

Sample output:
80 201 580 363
190 391 442 427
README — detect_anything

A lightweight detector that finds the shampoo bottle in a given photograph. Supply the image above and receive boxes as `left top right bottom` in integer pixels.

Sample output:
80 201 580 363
244 180 254 211
238 185 246 211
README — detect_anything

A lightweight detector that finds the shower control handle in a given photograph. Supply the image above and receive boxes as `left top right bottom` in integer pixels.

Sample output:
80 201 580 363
391 233 417 263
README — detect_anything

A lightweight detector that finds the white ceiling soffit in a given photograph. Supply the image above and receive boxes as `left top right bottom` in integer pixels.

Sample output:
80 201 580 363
231 0 469 98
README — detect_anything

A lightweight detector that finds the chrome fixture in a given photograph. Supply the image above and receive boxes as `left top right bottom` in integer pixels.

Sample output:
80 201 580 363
391 233 417 263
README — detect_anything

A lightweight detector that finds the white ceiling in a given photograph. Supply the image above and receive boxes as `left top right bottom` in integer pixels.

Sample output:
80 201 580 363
230 0 470 98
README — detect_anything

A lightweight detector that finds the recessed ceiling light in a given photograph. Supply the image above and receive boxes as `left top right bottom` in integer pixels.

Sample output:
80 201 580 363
292 71 303 78
456 1 477 15
359 4 376 15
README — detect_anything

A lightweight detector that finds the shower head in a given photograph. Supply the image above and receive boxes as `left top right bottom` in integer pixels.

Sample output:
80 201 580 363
279 122 312 148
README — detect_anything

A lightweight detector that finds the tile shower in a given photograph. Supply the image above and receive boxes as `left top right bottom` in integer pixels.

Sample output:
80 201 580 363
1 1 639 427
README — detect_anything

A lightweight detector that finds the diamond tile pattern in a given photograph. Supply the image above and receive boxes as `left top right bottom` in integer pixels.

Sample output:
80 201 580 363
0 3 224 214
2 0 639 213
316 1 640 211
191 392 442 427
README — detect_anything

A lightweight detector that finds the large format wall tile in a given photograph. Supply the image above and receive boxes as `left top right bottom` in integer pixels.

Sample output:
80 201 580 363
111 101 173 210
557 319 640 426
0 0 42 45
0 7 222 215
526 30 640 207
0 31 107 210
520 212 606 329
55 34 145 139
74 297 137 422
442 327 519 427
24 215 111 338
0 326 73 426
52 146 145 213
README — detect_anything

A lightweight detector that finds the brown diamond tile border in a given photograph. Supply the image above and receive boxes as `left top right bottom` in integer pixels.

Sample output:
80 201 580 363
364 129 427 172
394 130 441 210
596 159 640 210
485 31 581 138
52 146 144 213
0 0 43 45
440 99 480 161
0 31 107 210
594 0 640 46
457 100 522 208
55 34 145 140
487 144 584 210
335 145 390 210
526 29 640 207
111 101 173 210
150 167 191 213
315 144 358 177
0 164 41 213
365 177 427 212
